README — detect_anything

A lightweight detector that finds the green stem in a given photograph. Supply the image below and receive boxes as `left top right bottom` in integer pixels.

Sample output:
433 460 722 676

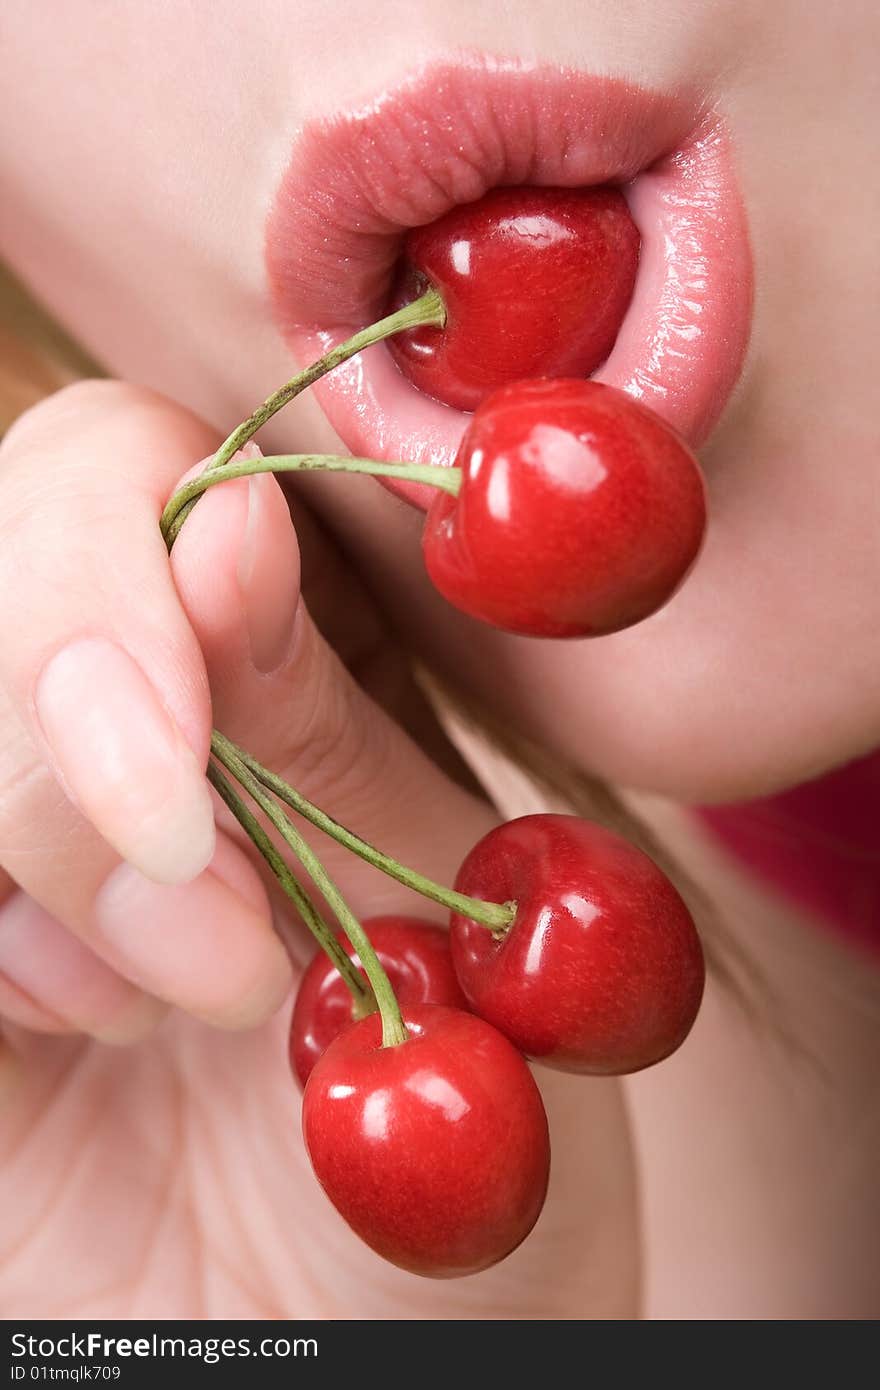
169 288 445 537
207 762 375 1017
211 732 409 1047
224 735 517 934
161 454 460 547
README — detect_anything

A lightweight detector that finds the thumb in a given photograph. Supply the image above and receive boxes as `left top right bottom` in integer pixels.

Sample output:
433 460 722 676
0 384 291 1030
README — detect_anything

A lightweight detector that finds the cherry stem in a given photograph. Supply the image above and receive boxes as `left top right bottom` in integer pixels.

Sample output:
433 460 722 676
211 732 409 1047
156 291 461 1036
206 761 375 1018
168 287 445 538
222 734 517 933
161 454 459 547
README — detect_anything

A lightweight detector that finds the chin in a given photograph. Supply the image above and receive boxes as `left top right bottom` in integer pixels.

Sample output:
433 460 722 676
578 706 880 807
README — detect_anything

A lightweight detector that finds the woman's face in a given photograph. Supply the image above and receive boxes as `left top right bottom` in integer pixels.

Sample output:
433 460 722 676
3 1 878 801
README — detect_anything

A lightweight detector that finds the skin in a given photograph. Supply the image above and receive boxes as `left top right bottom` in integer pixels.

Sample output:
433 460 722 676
0 1 877 1318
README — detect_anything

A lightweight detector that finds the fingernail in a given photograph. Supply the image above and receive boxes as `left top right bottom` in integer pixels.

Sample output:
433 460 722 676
237 464 300 675
35 637 215 885
94 837 292 1029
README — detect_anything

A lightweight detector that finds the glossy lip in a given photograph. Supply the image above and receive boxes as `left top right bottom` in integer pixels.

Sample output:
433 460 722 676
266 55 753 508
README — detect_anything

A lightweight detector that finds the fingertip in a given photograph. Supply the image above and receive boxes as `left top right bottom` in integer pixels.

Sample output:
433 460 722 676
169 469 252 648
238 470 301 675
193 828 295 1029
34 637 217 888
0 892 170 1045
93 830 294 1031
170 447 301 681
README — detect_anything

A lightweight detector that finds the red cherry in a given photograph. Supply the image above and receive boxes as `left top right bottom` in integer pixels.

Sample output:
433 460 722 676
387 185 640 411
289 915 467 1087
302 1004 550 1278
422 378 706 638
449 815 705 1074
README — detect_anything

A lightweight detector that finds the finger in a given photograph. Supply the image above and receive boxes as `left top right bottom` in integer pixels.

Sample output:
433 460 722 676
0 889 165 1043
169 457 499 918
0 380 216 885
0 692 291 1029
0 841 80 1034
0 384 292 1026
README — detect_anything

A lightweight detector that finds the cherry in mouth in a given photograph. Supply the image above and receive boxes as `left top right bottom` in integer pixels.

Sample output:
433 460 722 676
387 184 640 411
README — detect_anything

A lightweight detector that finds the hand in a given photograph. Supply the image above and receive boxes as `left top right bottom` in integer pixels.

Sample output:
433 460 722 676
0 382 636 1318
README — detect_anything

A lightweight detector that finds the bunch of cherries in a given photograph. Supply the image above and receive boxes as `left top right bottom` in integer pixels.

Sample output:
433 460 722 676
162 184 707 1279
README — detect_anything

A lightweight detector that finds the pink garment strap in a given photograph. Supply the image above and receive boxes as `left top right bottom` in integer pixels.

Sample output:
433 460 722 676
696 748 880 955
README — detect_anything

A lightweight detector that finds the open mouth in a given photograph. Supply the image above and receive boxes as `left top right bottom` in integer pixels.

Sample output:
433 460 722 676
265 54 753 508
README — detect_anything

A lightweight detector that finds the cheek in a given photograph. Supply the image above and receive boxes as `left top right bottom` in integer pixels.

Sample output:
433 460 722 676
497 425 880 802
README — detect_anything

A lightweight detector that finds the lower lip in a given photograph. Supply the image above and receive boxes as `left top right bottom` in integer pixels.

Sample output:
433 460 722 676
266 58 753 508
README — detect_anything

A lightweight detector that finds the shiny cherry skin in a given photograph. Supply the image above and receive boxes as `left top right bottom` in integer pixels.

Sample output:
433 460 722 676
302 1004 550 1278
449 815 705 1075
387 184 640 411
289 915 467 1088
422 378 707 638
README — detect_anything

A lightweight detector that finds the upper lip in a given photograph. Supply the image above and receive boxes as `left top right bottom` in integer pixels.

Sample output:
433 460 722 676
265 54 753 507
